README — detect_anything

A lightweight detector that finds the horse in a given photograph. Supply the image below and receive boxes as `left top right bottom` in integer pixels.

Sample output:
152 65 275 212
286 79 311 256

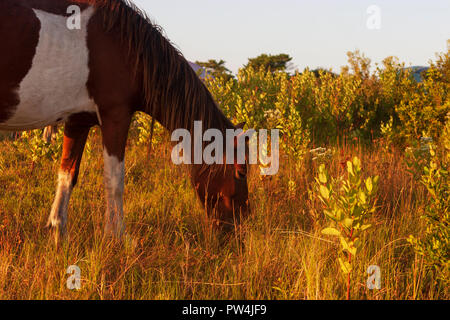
0 0 250 242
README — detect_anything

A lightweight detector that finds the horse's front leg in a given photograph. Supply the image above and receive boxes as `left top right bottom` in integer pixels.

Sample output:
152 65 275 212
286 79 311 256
100 110 132 238
47 121 91 244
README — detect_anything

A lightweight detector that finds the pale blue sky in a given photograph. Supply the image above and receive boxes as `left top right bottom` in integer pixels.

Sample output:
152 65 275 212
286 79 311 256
133 0 450 74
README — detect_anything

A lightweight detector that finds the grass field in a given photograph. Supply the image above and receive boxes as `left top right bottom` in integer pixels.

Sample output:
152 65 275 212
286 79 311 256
0 126 446 300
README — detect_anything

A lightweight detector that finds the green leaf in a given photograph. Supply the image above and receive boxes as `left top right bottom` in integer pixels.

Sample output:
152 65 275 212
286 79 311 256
365 177 373 193
324 210 336 221
343 218 353 229
319 172 327 184
319 185 330 200
347 161 354 175
339 236 350 250
322 227 341 236
373 176 379 186
348 245 357 256
353 206 363 217
358 191 367 204
335 209 344 221
338 258 352 274
318 163 326 173
430 149 436 157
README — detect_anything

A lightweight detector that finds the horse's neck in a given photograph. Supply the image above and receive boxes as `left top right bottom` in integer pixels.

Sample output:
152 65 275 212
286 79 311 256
143 81 233 135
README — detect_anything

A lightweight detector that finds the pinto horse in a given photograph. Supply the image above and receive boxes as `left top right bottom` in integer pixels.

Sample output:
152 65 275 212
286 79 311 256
0 0 250 241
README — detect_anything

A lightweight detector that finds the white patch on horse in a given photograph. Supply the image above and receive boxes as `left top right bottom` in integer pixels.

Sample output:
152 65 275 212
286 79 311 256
47 170 73 232
0 7 96 130
103 149 125 236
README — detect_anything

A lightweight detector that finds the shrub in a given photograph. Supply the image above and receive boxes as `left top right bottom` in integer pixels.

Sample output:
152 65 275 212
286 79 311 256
13 127 64 164
408 115 450 287
315 157 379 299
133 112 165 149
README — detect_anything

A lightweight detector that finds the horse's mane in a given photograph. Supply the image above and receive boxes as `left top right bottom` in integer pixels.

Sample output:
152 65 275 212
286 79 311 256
85 0 234 137
81 0 235 179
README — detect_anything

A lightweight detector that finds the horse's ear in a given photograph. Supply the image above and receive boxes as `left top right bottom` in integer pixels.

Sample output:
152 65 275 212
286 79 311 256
236 122 246 129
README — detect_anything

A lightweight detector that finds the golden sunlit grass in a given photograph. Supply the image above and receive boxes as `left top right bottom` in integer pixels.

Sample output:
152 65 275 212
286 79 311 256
0 128 446 300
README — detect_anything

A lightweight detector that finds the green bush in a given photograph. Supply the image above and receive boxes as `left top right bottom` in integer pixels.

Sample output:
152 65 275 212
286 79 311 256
315 157 379 299
13 128 64 164
408 116 450 286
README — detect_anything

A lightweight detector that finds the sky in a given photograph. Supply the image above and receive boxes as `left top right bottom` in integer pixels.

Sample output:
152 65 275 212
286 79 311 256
133 0 450 74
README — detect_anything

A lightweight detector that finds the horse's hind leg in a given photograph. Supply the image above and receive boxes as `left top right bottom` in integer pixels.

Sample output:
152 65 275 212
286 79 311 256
46 121 91 244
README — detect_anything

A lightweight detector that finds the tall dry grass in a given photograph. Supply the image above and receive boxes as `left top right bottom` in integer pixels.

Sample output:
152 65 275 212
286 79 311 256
0 127 445 300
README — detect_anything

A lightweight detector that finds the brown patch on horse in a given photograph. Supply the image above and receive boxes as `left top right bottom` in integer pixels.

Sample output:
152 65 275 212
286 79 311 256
0 0 40 124
60 112 98 185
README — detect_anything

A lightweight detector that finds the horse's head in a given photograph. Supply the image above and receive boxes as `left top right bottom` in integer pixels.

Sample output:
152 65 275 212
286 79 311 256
193 124 251 232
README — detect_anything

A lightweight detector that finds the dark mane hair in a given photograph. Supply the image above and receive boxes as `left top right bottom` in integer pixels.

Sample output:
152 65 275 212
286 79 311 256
87 0 234 136
82 0 236 179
